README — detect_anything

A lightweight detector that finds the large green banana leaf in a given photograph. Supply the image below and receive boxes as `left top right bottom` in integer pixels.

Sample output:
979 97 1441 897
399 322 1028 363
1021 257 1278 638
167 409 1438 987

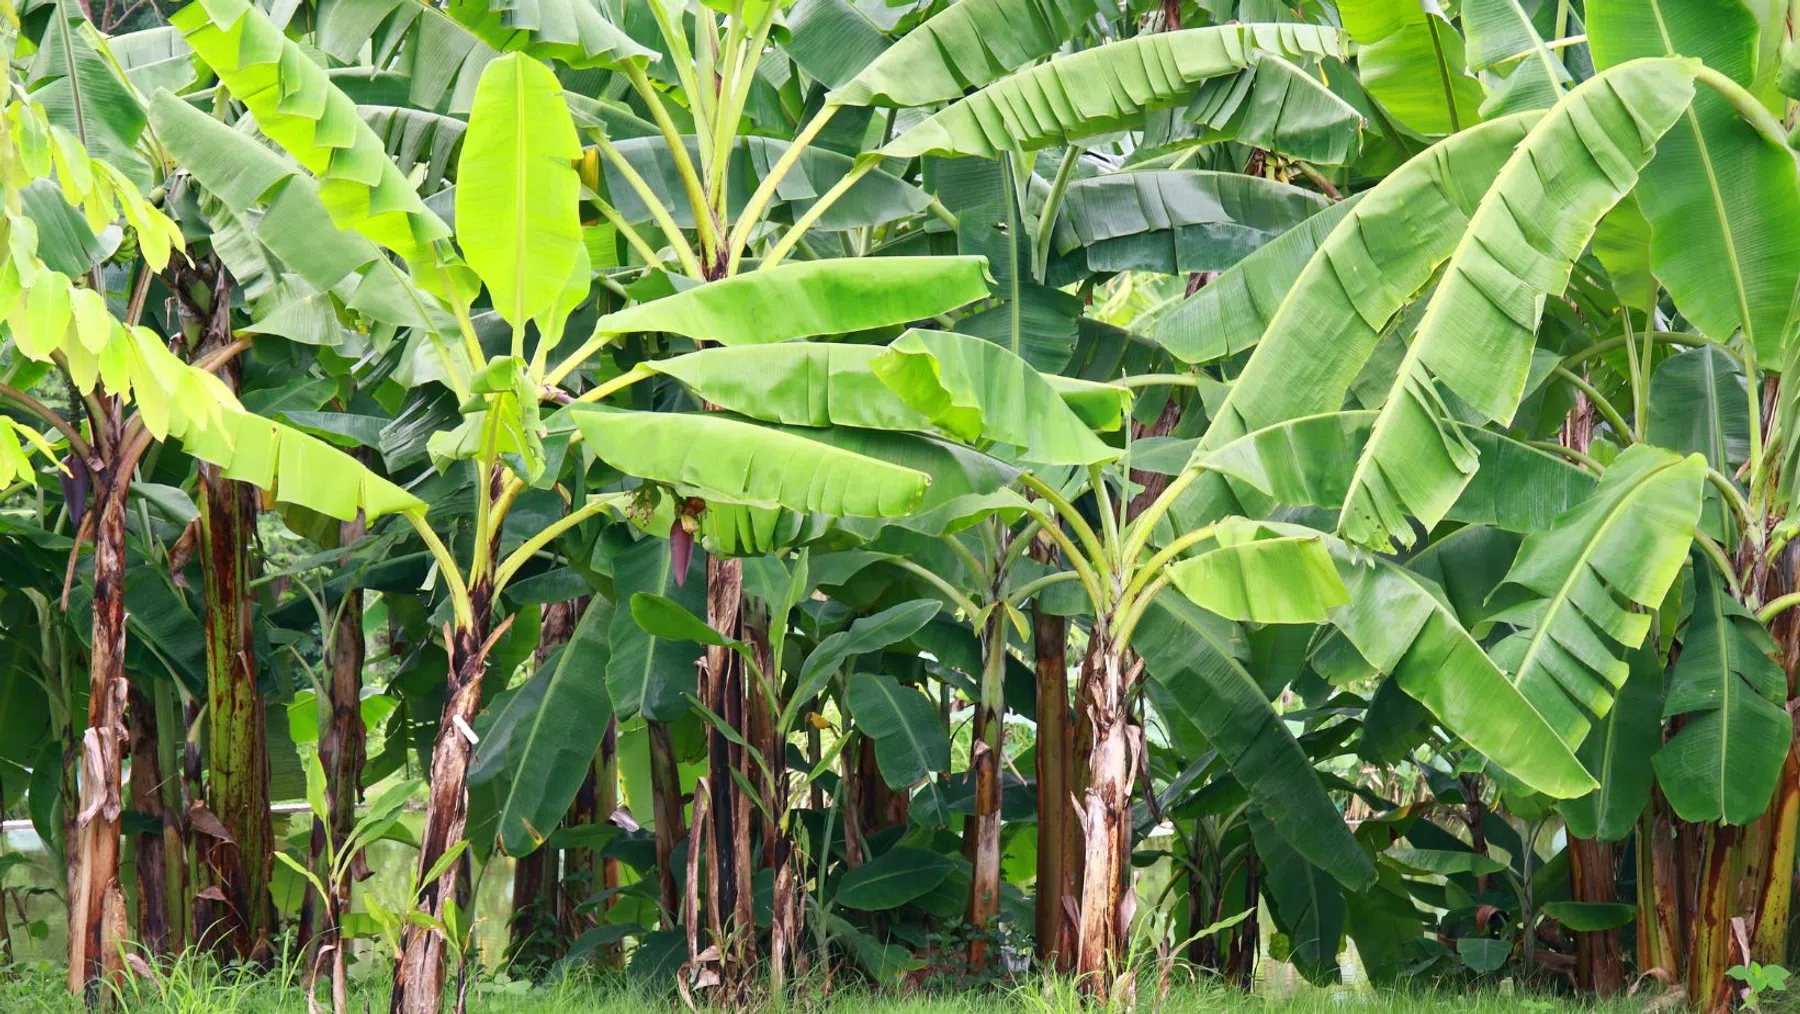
178 403 426 522
1193 113 1535 457
314 0 496 112
870 329 1118 466
1163 115 1532 531
175 0 457 276
1151 196 1361 364
443 0 649 69
848 672 951 788
1165 526 1348 625
1589 0 1800 363
880 24 1348 158
146 94 443 334
361 106 466 192
1654 554 1792 825
1338 0 1484 135
1049 170 1327 281
1153 53 1365 166
1329 548 1596 798
1335 60 1695 551
1646 346 1752 471
608 537 705 722
581 257 989 348
107 25 198 97
564 406 929 517
779 0 893 90
1250 810 1346 985
1487 445 1705 748
456 53 583 332
1198 411 1594 535
1136 593 1375 891
1562 643 1663 841
1461 0 1570 117
939 154 1083 371
30 5 151 189
647 344 933 432
492 600 615 856
829 0 1099 107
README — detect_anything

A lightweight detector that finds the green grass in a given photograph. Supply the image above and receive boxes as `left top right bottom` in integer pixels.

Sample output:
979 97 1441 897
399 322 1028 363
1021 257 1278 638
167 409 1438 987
0 958 1711 1014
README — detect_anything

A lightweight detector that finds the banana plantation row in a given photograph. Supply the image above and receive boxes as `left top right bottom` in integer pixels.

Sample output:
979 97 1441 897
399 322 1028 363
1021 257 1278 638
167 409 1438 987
2 0 1799 1011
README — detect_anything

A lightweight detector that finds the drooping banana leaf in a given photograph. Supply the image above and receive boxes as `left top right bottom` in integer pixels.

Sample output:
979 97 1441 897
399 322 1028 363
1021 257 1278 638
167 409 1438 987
1486 445 1705 749
149 93 440 333
360 106 466 192
608 537 705 722
881 24 1349 158
1151 195 1361 364
1329 548 1596 798
1048 170 1328 282
870 329 1119 466
1151 53 1365 165
492 600 616 856
562 406 930 516
29 4 151 189
176 401 427 522
578 256 989 348
314 0 496 113
1461 0 1571 117
1588 0 1800 363
1136 593 1375 891
779 0 893 91
106 25 198 97
174 0 456 273
1198 411 1595 535
1190 113 1536 464
1654 553 1792 825
443 0 650 69
829 0 1100 107
1334 60 1696 551
847 672 951 787
1250 810 1346 985
1562 642 1663 841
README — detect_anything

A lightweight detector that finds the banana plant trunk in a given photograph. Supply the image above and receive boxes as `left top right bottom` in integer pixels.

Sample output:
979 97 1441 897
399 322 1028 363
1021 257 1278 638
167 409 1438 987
963 607 1006 965
1752 548 1800 964
647 719 686 927
126 679 173 957
1032 557 1078 971
196 465 275 961
68 455 128 1001
1567 837 1625 995
591 717 623 966
1636 795 1684 978
1073 629 1137 1000
701 554 757 976
1688 824 1736 1013
390 583 492 1014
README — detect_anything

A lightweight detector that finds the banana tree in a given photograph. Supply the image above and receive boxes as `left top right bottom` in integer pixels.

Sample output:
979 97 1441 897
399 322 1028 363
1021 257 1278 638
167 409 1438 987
0 46 422 1005
1136 9 1800 1006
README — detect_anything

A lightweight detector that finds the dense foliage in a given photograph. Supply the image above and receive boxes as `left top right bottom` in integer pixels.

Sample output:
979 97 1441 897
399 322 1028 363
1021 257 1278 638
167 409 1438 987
5 0 1800 1012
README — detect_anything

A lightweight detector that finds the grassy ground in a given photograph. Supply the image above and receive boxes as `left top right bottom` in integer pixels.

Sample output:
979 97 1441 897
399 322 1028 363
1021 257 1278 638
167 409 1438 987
0 960 1716 1014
